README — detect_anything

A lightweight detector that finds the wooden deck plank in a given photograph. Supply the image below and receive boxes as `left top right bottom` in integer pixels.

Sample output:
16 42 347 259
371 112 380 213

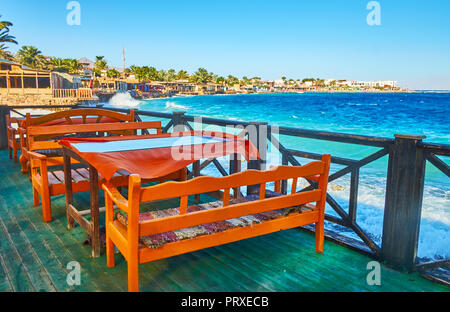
181 252 254 291
0 170 123 292
0 205 57 292
217 234 323 291
3 199 82 292
200 246 281 292
0 216 36 292
0 254 13 292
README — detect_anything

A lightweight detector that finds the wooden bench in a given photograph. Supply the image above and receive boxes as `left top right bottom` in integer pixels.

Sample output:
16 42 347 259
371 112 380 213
19 108 135 173
27 121 185 222
5 115 21 163
102 154 331 292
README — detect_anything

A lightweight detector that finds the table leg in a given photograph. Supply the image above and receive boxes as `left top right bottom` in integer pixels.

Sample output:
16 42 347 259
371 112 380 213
63 152 75 229
89 165 100 258
193 161 200 203
230 153 241 198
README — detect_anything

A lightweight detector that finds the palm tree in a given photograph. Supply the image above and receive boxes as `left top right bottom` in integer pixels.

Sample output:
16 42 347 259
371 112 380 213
0 15 17 45
0 15 17 60
106 69 119 78
65 58 82 73
241 76 250 86
0 29 17 46
49 57 69 72
94 56 107 76
0 15 13 30
0 43 14 61
176 70 189 80
156 69 166 82
16 46 46 68
166 69 176 82
129 65 143 81
216 76 226 84
190 68 214 84
226 75 239 87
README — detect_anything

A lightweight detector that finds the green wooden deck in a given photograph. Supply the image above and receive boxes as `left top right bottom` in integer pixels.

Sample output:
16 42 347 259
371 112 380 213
0 150 448 292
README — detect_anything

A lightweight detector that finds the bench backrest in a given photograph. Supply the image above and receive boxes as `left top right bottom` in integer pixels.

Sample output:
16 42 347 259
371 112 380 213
5 115 21 141
106 154 331 239
19 109 135 155
27 121 163 168
24 108 135 128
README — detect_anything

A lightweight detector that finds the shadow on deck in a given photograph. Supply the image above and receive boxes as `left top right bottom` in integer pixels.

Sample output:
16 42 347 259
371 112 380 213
0 150 447 292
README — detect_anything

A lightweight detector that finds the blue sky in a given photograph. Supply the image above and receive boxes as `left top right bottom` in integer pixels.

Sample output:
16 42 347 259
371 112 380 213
2 0 450 89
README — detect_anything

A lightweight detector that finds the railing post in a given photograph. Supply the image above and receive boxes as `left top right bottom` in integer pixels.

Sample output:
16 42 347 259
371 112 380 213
247 121 268 194
381 134 427 271
0 106 10 150
172 111 186 132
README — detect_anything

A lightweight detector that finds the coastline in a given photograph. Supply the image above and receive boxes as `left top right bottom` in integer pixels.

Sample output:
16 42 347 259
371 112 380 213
122 88 416 101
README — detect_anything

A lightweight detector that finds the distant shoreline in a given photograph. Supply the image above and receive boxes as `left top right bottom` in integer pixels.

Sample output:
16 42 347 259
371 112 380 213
124 89 416 101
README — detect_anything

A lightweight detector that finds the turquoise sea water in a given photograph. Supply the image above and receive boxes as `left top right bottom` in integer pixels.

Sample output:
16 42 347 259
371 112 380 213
108 92 450 260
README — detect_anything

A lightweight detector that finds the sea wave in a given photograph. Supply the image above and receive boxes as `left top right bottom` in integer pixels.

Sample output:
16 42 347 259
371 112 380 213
165 101 188 110
109 92 141 108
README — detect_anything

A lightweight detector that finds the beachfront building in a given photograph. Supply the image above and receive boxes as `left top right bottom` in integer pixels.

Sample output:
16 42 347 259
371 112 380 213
254 84 269 93
348 80 398 90
323 79 336 86
163 81 197 94
273 78 285 89
0 58 94 106
78 57 94 70
93 77 128 92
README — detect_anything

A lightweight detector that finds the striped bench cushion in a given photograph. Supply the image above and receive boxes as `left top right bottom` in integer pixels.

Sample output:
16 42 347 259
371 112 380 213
116 195 306 249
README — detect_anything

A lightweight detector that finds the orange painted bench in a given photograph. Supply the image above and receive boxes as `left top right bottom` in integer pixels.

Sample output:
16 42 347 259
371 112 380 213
5 115 21 163
18 108 135 173
102 154 331 292
27 121 185 223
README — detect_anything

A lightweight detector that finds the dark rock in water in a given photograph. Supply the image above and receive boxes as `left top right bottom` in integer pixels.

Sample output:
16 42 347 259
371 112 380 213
83 226 106 248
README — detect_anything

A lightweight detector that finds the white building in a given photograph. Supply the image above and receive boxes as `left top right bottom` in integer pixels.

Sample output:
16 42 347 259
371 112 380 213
323 79 336 86
350 80 398 88
378 81 397 88
273 78 285 88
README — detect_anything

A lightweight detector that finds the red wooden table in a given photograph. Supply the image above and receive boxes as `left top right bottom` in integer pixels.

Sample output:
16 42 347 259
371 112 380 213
61 131 258 257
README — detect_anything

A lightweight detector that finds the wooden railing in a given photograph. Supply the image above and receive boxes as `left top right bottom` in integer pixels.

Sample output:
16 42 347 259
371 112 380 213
0 104 448 284
52 88 93 99
88 106 449 276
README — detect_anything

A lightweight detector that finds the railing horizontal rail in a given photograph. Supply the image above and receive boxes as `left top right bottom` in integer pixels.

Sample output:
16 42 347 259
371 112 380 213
277 126 393 147
286 149 358 166
184 115 251 127
420 142 450 156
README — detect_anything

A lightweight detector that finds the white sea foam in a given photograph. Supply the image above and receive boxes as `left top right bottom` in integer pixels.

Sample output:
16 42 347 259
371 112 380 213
224 156 450 260
325 176 450 260
165 101 188 110
109 92 141 108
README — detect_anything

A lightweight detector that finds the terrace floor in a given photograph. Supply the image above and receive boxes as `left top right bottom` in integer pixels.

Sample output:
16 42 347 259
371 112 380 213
0 150 448 292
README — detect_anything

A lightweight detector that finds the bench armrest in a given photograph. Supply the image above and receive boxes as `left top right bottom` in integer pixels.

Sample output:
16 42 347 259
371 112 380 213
103 183 129 212
27 151 47 161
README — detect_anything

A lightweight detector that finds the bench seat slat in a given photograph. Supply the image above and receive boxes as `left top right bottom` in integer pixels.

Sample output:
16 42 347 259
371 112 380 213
116 196 307 250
